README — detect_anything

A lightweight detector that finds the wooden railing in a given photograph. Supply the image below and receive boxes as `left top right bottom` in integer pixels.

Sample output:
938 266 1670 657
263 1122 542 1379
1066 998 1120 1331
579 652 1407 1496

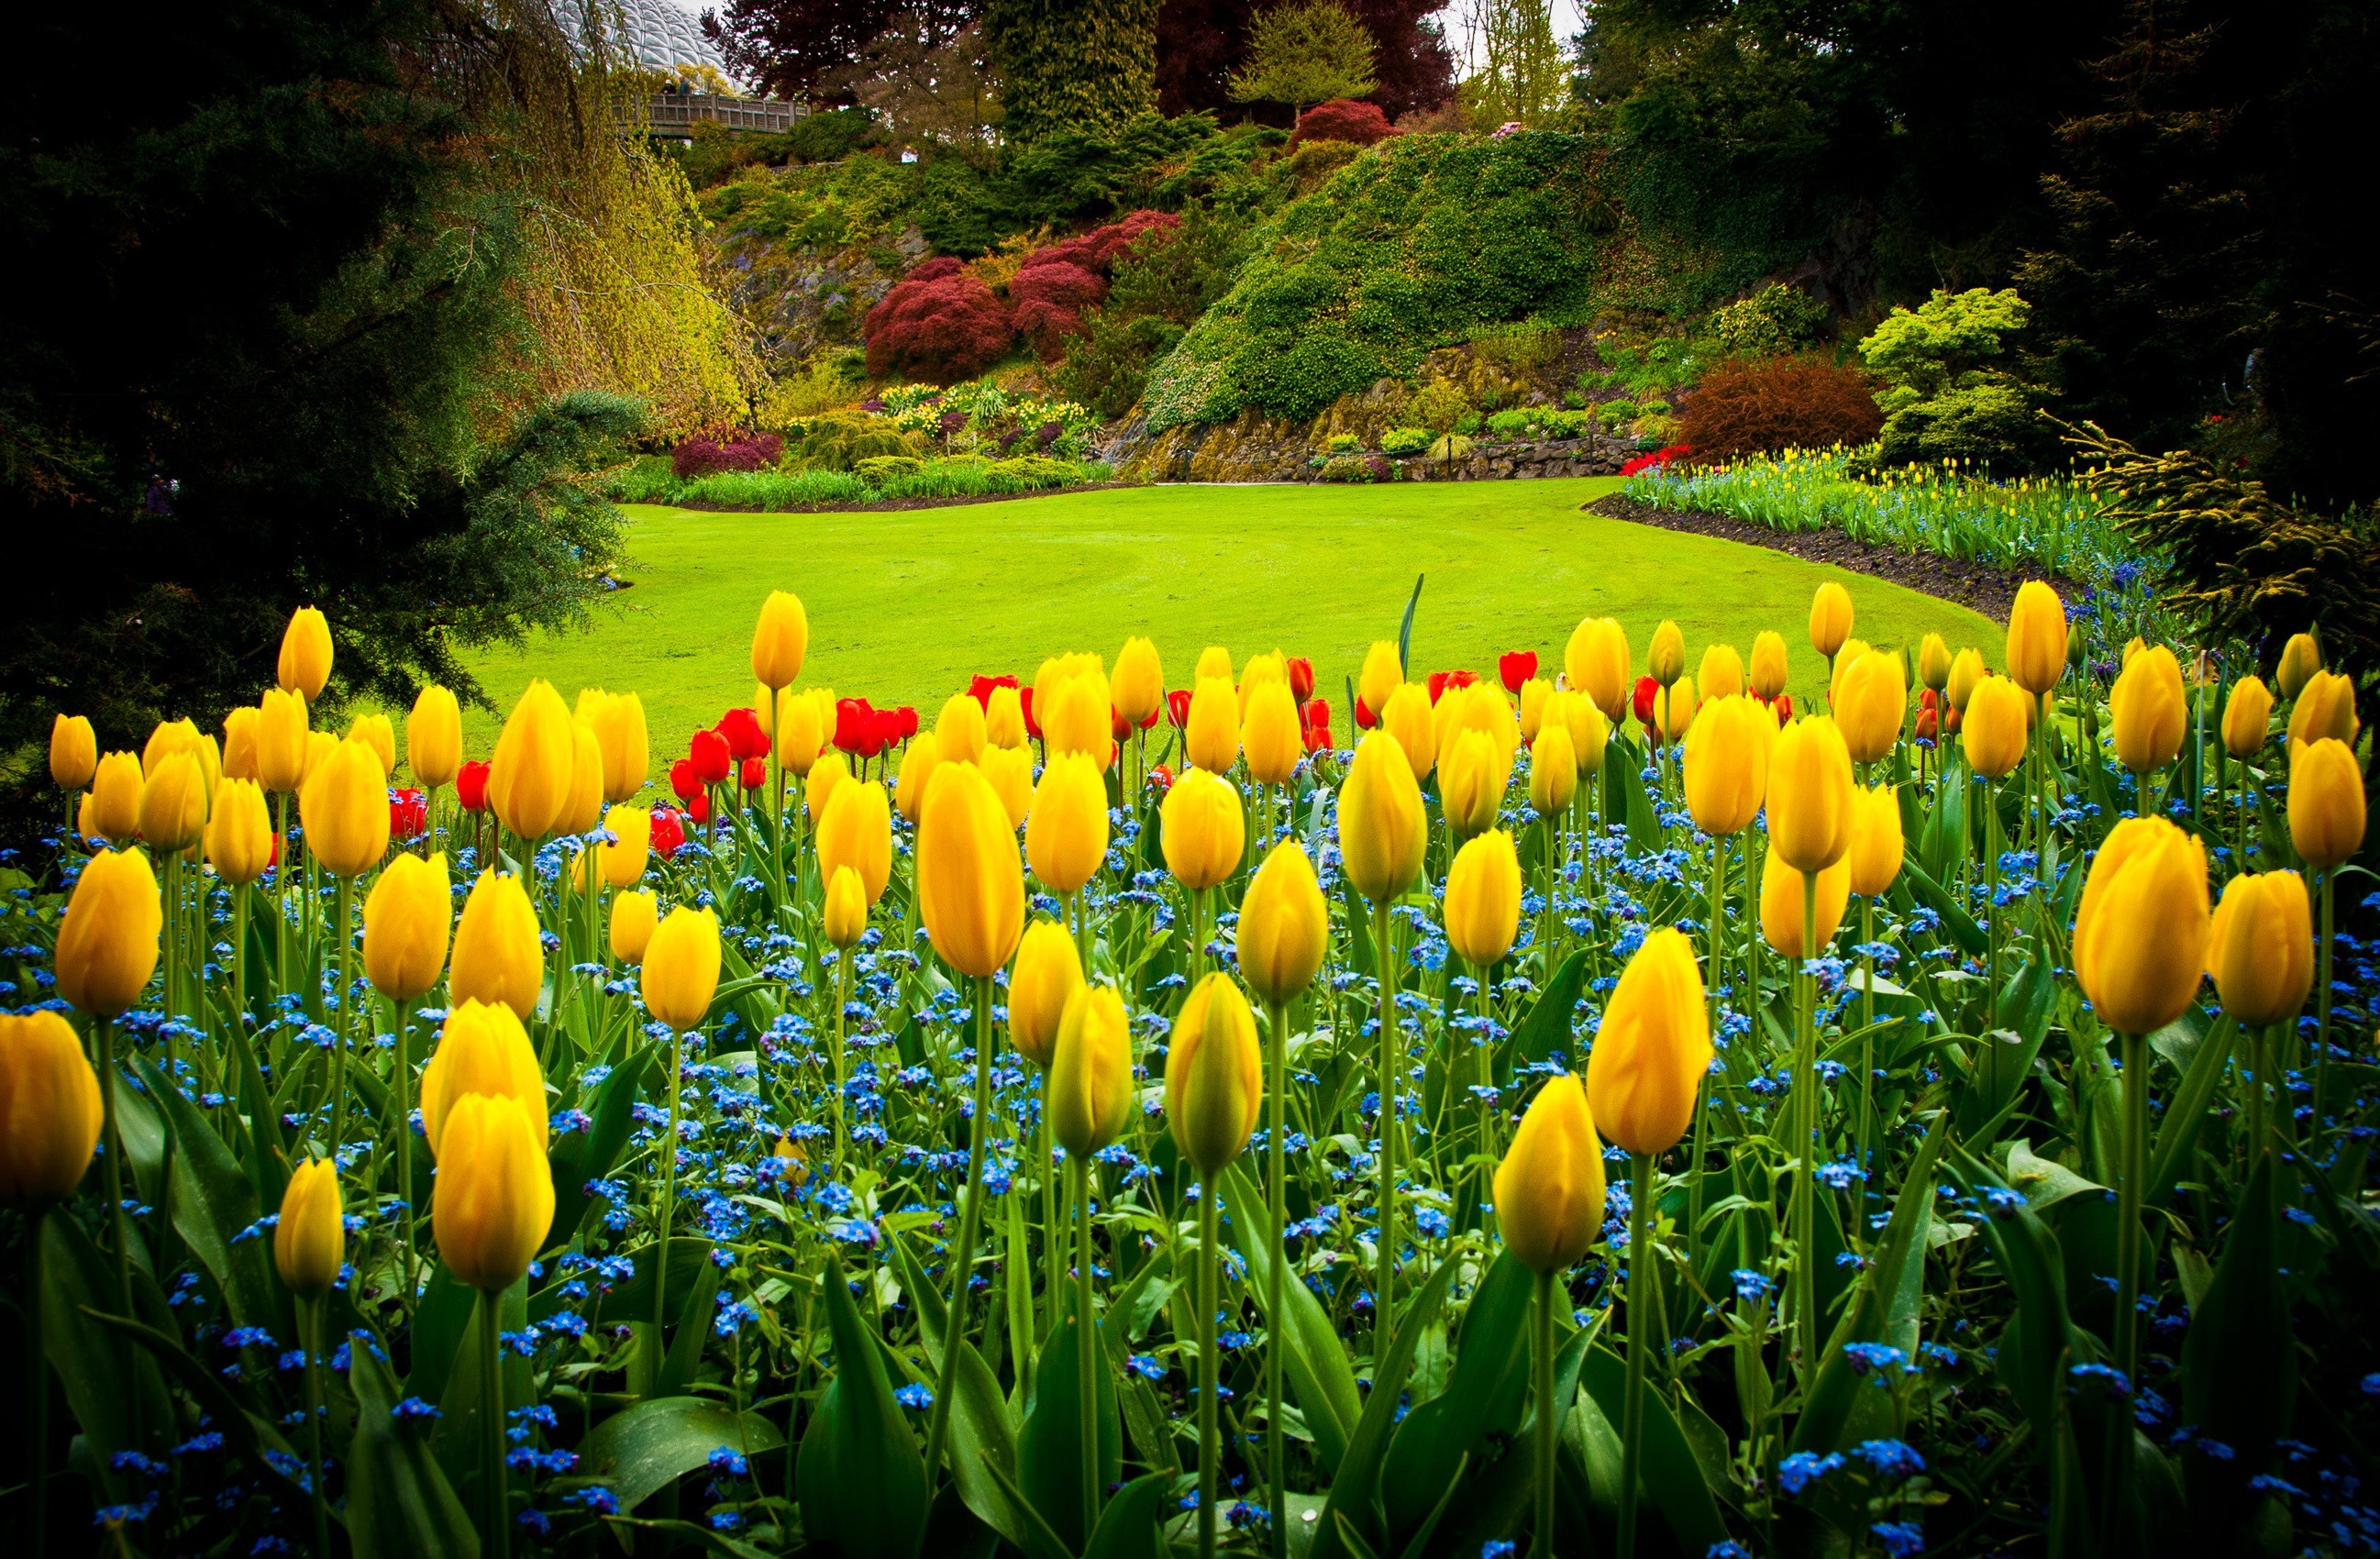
642 93 800 136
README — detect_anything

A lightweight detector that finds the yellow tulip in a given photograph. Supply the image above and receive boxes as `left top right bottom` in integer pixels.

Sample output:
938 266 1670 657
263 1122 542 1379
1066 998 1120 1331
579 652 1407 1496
2073 817 2210 1034
349 713 396 780
138 751 208 854
825 865 869 949
1917 634 1953 693
431 1092 553 1293
776 687 826 774
0 1011 103 1202
1749 631 1788 700
1683 695 1769 836
751 589 809 689
1826 639 1873 712
257 688 309 796
2122 636 2145 668
1529 724 1577 817
1946 649 1985 714
1809 581 1854 658
1241 651 1288 710
2288 669 2359 758
1180 676 1235 775
1519 677 1553 741
1007 919 1084 1067
935 692 987 767
1049 986 1134 1159
1759 844 1852 959
1162 767 1244 890
1566 616 1631 720
2277 631 2321 700
362 851 449 1001
1492 1074 1606 1274
420 999 548 1155
1358 641 1403 720
1379 683 1437 780
448 871 543 1018
1025 752 1109 895
1562 691 1610 779
1339 731 1427 904
219 706 260 783
985 684 1028 749
978 746 1034 830
1196 645 1234 684
2222 677 2273 760
408 685 463 790
583 691 648 802
1046 669 1114 771
917 760 1026 980
810 750 853 825
278 606 333 701
1846 783 1904 897
1835 648 1907 765
273 1158 344 1300
1166 972 1262 1177
1447 681 1521 768
2289 738 2366 869
1237 841 1326 1005
1766 715 1854 872
1699 644 1744 702
1648 620 1686 688
595 805 649 890
1445 829 1522 967
298 736 388 877
1113 636 1165 725
1586 927 1710 1155
49 714 96 790
643 906 722 1031
142 716 199 777
55 849 161 1023
611 890 658 965
1962 676 2031 780
204 778 275 886
1434 728 1504 840
489 680 575 841
1242 681 1303 786
817 780 892 904
1651 673 1697 745
2207 870 2312 1028
553 722 602 837
891 739 936 824
2007 580 2067 695
2108 645 2186 774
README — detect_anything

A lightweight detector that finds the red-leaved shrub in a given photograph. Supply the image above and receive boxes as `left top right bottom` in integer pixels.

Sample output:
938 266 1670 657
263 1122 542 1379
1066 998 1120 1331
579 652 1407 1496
1008 210 1182 358
1291 99 1399 149
1677 356 1884 464
864 267 1013 384
671 426 785 479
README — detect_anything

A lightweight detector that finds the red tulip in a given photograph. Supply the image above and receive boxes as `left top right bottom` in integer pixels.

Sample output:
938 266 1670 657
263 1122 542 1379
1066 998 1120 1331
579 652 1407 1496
1354 696 1376 730
1427 670 1449 704
1632 675 1659 726
690 728 733 785
670 757 701 803
968 674 1017 709
1943 705 1962 735
1918 687 1939 710
650 807 687 859
1302 713 1334 754
1139 705 1161 731
1288 657 1315 703
389 787 428 840
1111 705 1133 743
896 706 920 740
1148 764 1175 793
1020 689 1040 739
1915 706 1939 741
1775 693 1795 725
740 756 767 791
457 759 492 813
1166 688 1192 728
866 708 902 757
687 791 712 824
1304 697 1330 729
718 707 768 762
835 698 875 754
1499 650 1538 694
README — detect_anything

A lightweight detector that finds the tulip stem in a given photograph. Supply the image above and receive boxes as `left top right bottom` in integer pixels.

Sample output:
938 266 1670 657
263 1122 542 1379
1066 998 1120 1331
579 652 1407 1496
922 978 995 1489
653 1025 684 1388
1197 1183 1220 1559
1532 1266 1556 1558
330 876 354 1154
1072 1153 1101 1546
1618 1149 1655 1559
231 885 249 1039
1856 894 1876 1235
1373 895 1399 1347
478 1285 511 1559
830 952 849 1180
1692 838 1724 1266
1984 784 2001 1033
29 1205 49 1559
1266 995 1290 1559
305 1294 330 1559
1791 868 1820 1381
94 1014 136 1342
395 995 418 1310
2315 868 2335 1143
2108 1026 2147 1544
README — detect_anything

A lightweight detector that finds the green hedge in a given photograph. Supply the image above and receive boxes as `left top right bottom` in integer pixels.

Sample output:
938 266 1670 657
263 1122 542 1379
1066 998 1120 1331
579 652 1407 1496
652 456 1113 510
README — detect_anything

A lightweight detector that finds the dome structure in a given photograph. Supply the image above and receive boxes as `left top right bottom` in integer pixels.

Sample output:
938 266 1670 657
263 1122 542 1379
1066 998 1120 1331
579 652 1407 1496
551 0 732 79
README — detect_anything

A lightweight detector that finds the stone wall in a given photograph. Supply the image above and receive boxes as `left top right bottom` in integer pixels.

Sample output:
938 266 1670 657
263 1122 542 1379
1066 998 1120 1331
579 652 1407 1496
1109 414 1632 484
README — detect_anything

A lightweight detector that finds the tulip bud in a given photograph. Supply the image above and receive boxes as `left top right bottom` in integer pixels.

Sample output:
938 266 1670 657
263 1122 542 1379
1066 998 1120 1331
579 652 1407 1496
1493 1074 1606 1274
1759 843 1851 959
50 714 97 791
774 687 827 775
584 691 649 802
138 751 208 855
1561 692 1610 779
1962 676 2031 780
1683 694 1770 836
362 851 450 1001
2289 738 2366 869
0 1011 103 1202
1379 683 1438 780
404 684 463 790
875 735 925 819
1566 617 1631 721
1196 645 1234 684
1439 728 1506 838
1179 676 1235 776
1519 677 1552 741
1162 767 1245 890
2108 644 2186 774
810 749 852 825
816 780 892 906
1445 829 1522 968
917 760 1026 980
1359 641 1404 722
552 722 603 837
349 713 396 780
752 589 809 690
1586 927 1709 1155
1749 632 1788 700
1834 648 1907 765
431 1091 553 1293
2122 636 2145 669
1946 649 1984 714
273 1158 344 1300
1647 620 1686 689
977 746 1034 829
588 804 644 889
252 688 306 796
1846 783 1904 897
2221 677 2274 760
1114 636 1165 725
2207 870 2313 1028
1339 731 1427 904
611 889 659 965
1242 681 1303 786
300 736 390 877
2287 669 2359 759
823 865 869 949
643 906 722 1031
2276 631 2321 699
1008 919 1084 1067
1766 715 1854 872
1809 581 1854 658
1698 644 1744 702
1046 669 1115 772
55 848 161 1017
278 606 333 701
1166 972 1262 1177
84 752 141 845
1238 842 1326 1005
1824 638 1872 713
2074 816 2210 1034
1917 634 1953 693
489 680 575 841
449 870 543 1019
1529 724 1577 817
2007 581 2067 695
141 717 197 778
215 707 258 785
1025 752 1108 895
205 778 276 886
1049 986 1134 1159
933 691 987 768
1651 673 1697 746
985 684 1028 749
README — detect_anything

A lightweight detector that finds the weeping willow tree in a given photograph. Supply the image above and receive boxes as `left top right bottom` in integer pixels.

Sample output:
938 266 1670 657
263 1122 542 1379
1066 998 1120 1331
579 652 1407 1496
1456 0 1567 129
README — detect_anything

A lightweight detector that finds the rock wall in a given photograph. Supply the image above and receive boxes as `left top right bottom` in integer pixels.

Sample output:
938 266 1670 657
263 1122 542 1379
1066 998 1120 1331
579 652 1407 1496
1109 413 1632 483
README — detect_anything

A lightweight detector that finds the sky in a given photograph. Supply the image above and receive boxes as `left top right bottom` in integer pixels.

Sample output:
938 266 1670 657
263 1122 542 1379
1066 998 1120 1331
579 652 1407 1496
1436 0 1590 75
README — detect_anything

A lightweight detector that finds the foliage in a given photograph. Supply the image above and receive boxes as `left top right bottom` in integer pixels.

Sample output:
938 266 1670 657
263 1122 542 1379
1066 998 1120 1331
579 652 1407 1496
863 261 1017 382
1583 332 1702 398
1379 425 1431 454
1457 0 1568 128
1710 283 1834 358
784 410 926 470
713 0 976 101
843 19 1002 148
1052 205 1243 415
1470 320 1564 372
1010 210 1185 358
648 451 1108 507
1316 450 1396 480
1855 289 2054 472
1402 375 1471 432
985 0 1162 143
1677 356 1883 463
1229 1 1379 115
1158 0 1455 121
1484 406 1594 439
1290 96 1400 148
672 428 788 478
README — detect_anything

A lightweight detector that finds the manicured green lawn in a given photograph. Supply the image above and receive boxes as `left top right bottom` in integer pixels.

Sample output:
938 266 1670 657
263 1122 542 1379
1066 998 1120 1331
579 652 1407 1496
459 478 2006 758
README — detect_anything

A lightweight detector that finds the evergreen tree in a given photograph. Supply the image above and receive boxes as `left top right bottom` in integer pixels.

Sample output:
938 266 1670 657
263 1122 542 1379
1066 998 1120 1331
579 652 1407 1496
983 0 1162 142
1228 2 1378 125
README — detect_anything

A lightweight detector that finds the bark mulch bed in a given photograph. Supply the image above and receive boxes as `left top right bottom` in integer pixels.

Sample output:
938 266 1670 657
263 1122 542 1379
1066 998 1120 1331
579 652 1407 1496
1587 493 2084 621
670 481 1134 515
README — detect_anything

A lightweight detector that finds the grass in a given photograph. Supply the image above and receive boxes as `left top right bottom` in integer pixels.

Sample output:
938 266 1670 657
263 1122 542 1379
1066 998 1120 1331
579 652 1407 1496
458 477 2006 757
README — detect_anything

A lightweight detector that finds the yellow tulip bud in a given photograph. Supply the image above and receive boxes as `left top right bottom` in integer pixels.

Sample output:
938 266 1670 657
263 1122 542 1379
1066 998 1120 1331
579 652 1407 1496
1162 767 1244 890
1647 620 1685 689
2122 636 2145 669
2109 646 2186 774
55 848 160 1017
1698 644 1744 702
1529 724 1577 817
611 890 658 965
1358 641 1403 721
1242 681 1303 786
1586 927 1710 1155
0 1011 103 1202
278 606 333 701
1046 669 1114 771
1651 673 1697 746
489 680 575 841
50 714 96 791
1049 986 1134 1159
142 717 199 777
2007 580 2067 695
1444 828 1522 968
585 691 648 802
643 906 722 1031
593 805 647 889
824 866 869 950
552 722 602 838
1492 1074 1606 1275
273 1158 344 1300
1766 715 1854 872
2277 631 2321 700
2289 738 2366 869
363 851 450 1001
2222 677 2274 760
1008 919 1084 1067
1826 639 1872 712
1166 972 1262 1177
2287 669 2359 759
88 752 142 845
1379 683 1437 780
300 736 389 877
751 589 809 690
817 780 892 905
408 685 463 790
1835 648 1907 765
431 1091 553 1293
1749 631 1788 700
2074 816 2210 1034
1237 841 1326 1005
1026 752 1109 895
349 713 396 780
775 687 826 775
1561 692 1610 779
1962 676 2031 780
1338 731 1427 904
257 688 309 796
138 751 207 855
1809 581 1854 658
1196 645 1234 684
917 760 1026 980
1945 649 1985 714
220 707 260 783
1566 616 1631 720
935 691 988 767
2207 870 2312 1028
449 871 543 1019
891 740 935 824
1518 677 1552 741
1185 677 1239 775
1846 783 1903 897
978 746 1034 830
1434 728 1504 840
810 750 853 825
205 778 276 886
302 731 336 789
1683 694 1770 836
1917 634 1953 692
985 684 1028 750
1759 843 1851 959
1113 636 1165 725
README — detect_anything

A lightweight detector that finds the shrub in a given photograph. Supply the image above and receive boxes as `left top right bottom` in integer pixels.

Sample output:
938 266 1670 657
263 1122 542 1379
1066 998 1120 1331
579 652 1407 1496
854 454 924 482
1711 284 1833 357
1403 377 1470 433
1280 139 1362 189
1596 399 1640 429
671 427 785 480
1677 355 1885 462
863 266 1014 384
1054 312 1187 420
678 468 873 508
787 411 921 470
605 454 681 503
1856 288 2056 472
1291 99 1400 149
1325 432 1362 453
1011 261 1110 359
1318 453 1395 481
1472 321 1564 372
986 454 1081 490
1484 406 1592 440
1380 426 1431 456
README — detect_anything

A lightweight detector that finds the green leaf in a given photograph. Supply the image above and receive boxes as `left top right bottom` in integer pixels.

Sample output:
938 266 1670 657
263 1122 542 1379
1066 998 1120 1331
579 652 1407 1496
799 1253 927 1559
1951 1146 2078 1447
888 1234 1030 1549
602 1517 772 1559
653 1239 719 1400
1379 1250 1533 1541
2004 1138 2105 1213
2149 1012 2236 1205
1577 1345 1730 1554
1900 857 1986 955
1395 572 1424 676
410 1263 477 1406
2181 1153 2297 1470
131 1052 287 1340
577 1394 786 1515
1604 735 1662 854
1309 1256 1459 1559
547 1045 653 1240
348 1342 480 1559
1020 1282 1123 1553
1082 1469 1180 1559
1220 1161 1360 1474
1507 946 1589 1078
83 1305 302 1487
1428 1320 1599 1559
